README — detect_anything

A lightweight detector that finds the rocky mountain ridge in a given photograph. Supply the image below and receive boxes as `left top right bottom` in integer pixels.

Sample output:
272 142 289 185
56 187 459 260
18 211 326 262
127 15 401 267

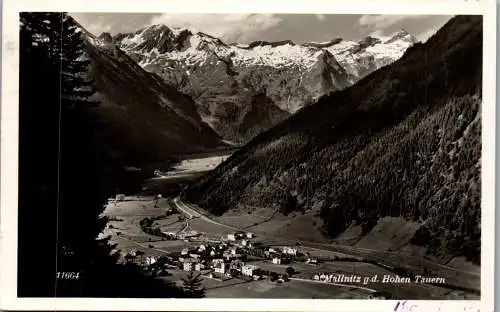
78 27 225 168
99 25 417 142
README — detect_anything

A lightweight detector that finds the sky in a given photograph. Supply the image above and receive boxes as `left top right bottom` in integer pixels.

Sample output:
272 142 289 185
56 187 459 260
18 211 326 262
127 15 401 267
70 13 453 44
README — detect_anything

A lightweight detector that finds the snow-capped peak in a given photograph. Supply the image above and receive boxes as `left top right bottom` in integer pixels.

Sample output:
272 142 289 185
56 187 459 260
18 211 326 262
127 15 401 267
99 24 418 141
384 29 418 44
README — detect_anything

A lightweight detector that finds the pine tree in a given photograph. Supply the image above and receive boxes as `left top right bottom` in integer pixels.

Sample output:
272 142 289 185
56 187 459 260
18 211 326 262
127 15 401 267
19 12 191 298
181 271 205 298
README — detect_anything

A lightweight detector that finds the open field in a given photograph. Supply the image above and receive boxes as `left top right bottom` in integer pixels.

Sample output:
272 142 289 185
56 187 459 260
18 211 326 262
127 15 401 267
172 155 231 173
205 279 369 299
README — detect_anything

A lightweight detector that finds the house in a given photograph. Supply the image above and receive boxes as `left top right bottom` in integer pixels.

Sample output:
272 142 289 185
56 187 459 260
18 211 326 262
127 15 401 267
242 264 258 276
235 231 246 239
268 247 276 253
241 240 248 247
163 231 177 238
189 253 201 259
227 234 236 241
230 260 244 271
194 263 205 271
246 232 255 239
214 262 228 274
183 262 194 271
198 244 206 252
313 274 320 280
181 248 189 256
272 256 291 265
282 247 298 256
115 194 126 201
145 256 157 266
210 250 217 257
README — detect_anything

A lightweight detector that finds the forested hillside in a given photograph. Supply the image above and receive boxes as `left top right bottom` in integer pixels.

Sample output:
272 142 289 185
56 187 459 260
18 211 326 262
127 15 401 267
184 15 482 264
18 12 192 297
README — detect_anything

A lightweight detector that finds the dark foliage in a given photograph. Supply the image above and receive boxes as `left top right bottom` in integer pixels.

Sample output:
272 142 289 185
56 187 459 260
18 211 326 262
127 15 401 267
181 271 205 298
18 12 188 297
185 16 482 264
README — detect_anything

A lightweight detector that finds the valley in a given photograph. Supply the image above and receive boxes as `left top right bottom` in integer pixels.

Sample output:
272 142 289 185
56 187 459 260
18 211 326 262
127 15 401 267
18 12 485 301
100 154 479 299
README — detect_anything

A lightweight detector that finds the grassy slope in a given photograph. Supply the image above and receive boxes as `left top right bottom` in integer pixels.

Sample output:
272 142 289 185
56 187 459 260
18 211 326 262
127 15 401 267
184 15 482 264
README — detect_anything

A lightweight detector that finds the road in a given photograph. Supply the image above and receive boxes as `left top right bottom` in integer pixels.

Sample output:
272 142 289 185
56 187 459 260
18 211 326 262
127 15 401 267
173 197 238 231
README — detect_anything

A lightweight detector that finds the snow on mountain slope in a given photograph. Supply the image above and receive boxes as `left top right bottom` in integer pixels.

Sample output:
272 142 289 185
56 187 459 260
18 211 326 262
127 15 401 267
76 28 225 166
106 25 417 142
327 30 418 82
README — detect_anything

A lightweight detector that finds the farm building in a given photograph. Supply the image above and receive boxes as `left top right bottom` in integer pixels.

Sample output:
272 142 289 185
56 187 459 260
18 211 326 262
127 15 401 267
115 194 126 201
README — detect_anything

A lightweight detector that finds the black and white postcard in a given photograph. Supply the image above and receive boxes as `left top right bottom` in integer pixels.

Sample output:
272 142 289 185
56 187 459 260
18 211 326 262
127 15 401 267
0 0 496 311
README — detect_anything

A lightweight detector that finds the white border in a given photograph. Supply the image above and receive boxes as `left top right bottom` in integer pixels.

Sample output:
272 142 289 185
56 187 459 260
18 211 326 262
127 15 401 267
1 0 496 311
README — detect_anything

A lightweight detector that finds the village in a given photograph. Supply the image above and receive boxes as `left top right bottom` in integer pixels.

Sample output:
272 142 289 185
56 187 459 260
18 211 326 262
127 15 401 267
121 227 319 285
102 194 462 299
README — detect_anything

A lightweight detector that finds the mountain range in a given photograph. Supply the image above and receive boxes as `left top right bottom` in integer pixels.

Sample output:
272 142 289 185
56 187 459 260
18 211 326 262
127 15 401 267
183 15 482 265
93 26 418 143
79 28 226 169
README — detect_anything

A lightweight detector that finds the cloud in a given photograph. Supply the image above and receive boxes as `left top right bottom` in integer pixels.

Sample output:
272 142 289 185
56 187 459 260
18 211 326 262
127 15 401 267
358 14 421 29
368 29 385 37
85 22 112 35
148 13 283 43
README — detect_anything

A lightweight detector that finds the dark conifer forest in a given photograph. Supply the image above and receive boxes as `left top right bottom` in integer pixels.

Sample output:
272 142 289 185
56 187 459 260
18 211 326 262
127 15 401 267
184 15 482 264
18 12 190 297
